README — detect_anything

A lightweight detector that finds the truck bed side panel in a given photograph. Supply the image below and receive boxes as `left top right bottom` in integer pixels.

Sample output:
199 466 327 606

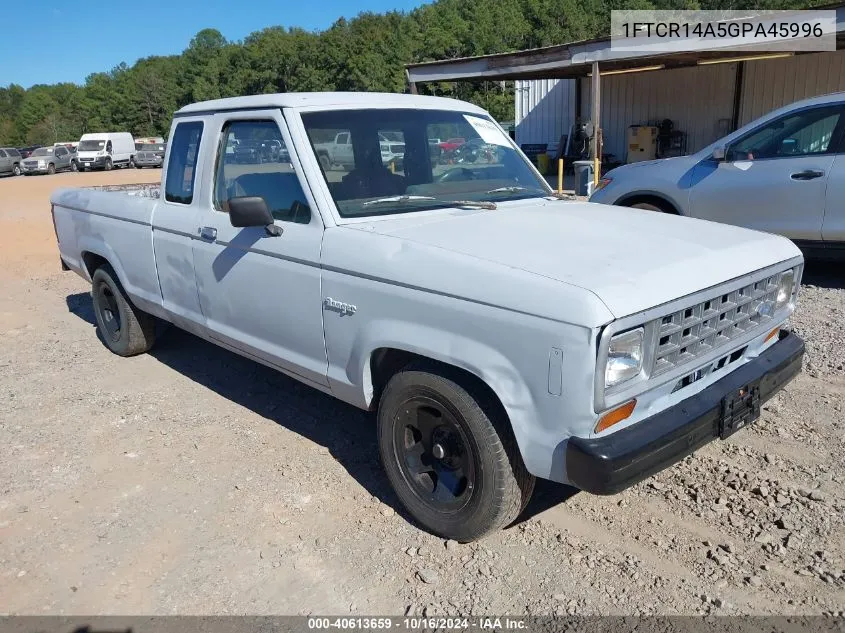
52 187 165 317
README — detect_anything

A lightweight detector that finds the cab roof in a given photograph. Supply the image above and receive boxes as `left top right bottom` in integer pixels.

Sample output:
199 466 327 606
175 92 488 116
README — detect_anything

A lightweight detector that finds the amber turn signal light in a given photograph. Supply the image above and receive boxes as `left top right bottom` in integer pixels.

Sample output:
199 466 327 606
595 399 637 433
764 327 780 343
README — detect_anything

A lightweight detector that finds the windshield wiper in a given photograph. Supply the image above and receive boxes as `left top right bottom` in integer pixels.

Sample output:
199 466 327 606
362 195 496 210
362 195 438 206
486 186 531 194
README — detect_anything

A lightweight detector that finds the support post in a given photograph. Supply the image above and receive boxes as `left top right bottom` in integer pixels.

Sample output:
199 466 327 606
591 61 601 187
731 61 745 132
406 69 418 95
558 159 564 193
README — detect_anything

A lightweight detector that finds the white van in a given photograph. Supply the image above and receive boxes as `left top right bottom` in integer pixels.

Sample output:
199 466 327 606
77 132 136 171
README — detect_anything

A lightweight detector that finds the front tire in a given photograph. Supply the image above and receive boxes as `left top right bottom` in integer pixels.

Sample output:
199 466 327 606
70 161 78 172
47 163 56 175
91 264 156 356
378 363 534 542
104 158 113 171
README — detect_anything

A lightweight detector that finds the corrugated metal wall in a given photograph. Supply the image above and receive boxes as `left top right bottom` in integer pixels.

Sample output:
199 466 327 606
514 79 576 150
515 50 845 163
739 50 845 126
578 64 736 162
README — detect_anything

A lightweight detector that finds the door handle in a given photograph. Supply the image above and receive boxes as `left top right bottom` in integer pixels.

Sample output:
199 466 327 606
790 169 825 181
198 226 217 241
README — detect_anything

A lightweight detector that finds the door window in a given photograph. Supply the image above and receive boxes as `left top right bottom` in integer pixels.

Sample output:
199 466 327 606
165 121 204 204
0 150 6 158
214 120 310 224
728 106 844 161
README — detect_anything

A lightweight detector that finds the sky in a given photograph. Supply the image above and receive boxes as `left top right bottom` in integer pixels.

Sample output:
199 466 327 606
2 0 429 88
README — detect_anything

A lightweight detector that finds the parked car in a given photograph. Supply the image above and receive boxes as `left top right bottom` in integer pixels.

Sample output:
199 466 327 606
51 92 804 542
0 147 23 176
590 91 845 260
313 131 355 170
134 136 166 151
134 142 167 169
21 145 77 175
18 145 41 159
77 132 135 171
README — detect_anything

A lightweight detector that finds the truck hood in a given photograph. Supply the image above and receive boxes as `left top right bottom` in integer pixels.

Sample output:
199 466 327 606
354 199 801 318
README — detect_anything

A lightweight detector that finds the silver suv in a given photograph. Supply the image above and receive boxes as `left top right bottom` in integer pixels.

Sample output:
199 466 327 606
0 148 22 176
21 145 78 175
590 92 845 260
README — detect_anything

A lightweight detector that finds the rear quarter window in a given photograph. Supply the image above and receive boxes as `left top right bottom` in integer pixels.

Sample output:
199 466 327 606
165 121 204 204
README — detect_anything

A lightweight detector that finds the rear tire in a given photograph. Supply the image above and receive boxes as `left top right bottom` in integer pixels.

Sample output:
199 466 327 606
378 362 534 542
12 164 20 176
91 264 156 356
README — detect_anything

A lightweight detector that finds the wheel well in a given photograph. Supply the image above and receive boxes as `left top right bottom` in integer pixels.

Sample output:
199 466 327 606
616 194 679 214
368 348 509 423
81 252 109 278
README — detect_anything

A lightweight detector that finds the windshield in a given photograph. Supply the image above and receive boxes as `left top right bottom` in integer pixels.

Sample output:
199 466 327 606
79 140 106 151
140 144 165 152
31 147 54 156
302 108 551 218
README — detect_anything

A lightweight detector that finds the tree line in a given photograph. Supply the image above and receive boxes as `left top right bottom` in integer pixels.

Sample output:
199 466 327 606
0 0 813 146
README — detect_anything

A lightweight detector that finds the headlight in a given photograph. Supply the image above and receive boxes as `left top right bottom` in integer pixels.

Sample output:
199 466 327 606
37 160 45 167
604 327 644 388
776 270 795 310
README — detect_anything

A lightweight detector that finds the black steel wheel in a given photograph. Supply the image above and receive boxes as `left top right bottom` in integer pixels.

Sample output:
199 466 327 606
394 395 476 512
95 281 122 343
91 264 156 356
378 362 534 542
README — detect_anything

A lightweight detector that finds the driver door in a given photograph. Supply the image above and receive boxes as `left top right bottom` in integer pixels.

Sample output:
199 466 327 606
688 104 845 240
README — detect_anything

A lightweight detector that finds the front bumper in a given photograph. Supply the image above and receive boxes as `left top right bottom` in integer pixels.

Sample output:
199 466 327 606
566 330 804 494
21 165 48 174
78 157 107 168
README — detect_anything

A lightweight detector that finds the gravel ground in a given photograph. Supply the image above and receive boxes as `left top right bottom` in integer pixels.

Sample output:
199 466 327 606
0 171 843 616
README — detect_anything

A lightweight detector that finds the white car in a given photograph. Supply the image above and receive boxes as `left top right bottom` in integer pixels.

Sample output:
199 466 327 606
51 92 804 541
590 92 845 260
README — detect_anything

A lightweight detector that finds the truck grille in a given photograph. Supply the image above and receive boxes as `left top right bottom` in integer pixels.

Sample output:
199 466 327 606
651 273 783 377
23 161 38 168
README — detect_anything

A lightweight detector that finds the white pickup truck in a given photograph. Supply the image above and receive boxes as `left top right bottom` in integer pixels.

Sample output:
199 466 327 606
52 92 805 542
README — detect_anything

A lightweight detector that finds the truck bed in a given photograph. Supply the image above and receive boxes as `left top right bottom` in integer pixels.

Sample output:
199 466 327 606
87 183 162 198
52 184 165 318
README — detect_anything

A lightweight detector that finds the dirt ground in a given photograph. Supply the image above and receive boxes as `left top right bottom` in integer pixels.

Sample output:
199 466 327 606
0 169 843 616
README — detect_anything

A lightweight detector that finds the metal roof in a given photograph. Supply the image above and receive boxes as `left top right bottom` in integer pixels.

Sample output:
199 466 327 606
406 6 845 83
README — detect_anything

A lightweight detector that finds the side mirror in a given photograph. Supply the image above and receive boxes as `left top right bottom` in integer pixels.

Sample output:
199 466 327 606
228 196 279 235
711 146 726 161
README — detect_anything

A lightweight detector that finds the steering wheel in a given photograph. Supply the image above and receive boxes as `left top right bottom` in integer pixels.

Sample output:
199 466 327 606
435 167 476 183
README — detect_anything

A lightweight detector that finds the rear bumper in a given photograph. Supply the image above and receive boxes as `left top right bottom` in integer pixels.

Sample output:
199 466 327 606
566 330 804 494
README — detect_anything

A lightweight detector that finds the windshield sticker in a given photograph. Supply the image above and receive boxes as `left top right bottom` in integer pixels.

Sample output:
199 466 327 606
463 115 511 147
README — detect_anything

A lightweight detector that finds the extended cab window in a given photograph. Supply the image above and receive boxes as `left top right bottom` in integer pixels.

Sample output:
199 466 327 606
214 120 310 224
165 121 203 204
